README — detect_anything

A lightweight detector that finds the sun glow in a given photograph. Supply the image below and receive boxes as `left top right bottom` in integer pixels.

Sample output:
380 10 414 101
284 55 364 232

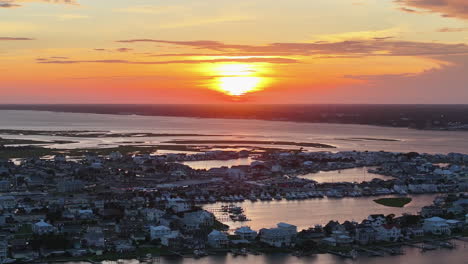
206 63 269 97
216 76 263 96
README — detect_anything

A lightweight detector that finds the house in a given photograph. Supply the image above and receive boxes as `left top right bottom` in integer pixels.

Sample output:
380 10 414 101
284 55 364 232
423 217 451 235
149 225 171 241
57 180 84 193
367 214 386 228
77 209 94 219
109 151 123 161
84 227 105 248
143 208 165 222
32 220 56 235
235 226 257 240
0 241 7 262
375 224 401 242
0 196 16 210
181 210 214 231
446 219 463 230
207 230 229 248
330 230 353 245
161 231 181 248
166 198 191 213
355 225 376 245
259 223 297 247
0 180 10 192
227 168 246 180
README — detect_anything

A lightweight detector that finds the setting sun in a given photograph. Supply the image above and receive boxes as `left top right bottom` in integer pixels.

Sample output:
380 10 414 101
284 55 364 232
205 63 270 97
216 76 263 96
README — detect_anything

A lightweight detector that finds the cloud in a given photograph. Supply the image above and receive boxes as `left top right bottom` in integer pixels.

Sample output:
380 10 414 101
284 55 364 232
437 27 468 32
395 0 468 20
116 48 132 52
116 39 468 57
36 57 298 65
0 0 78 8
0 2 20 7
113 5 182 14
0 37 34 40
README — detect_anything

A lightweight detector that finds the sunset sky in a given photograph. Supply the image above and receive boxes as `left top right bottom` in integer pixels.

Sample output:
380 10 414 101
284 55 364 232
1 0 467 104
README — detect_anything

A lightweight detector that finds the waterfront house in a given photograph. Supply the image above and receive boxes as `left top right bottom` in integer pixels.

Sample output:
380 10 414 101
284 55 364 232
375 224 401 242
355 225 377 245
422 217 451 235
207 230 229 248
367 215 386 228
181 210 214 232
259 223 297 247
235 226 257 240
166 197 191 213
330 230 353 245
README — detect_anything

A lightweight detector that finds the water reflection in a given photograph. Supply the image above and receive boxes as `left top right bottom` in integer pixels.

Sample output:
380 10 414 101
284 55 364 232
300 167 394 183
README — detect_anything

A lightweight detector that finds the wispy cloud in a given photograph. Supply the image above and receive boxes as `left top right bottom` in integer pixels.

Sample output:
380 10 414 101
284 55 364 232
0 0 78 8
437 27 468 33
0 36 34 40
159 15 253 29
113 5 182 14
36 57 298 65
116 39 468 57
395 0 468 20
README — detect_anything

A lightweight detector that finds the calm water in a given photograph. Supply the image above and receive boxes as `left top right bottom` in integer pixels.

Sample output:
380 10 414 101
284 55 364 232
300 167 394 183
64 242 468 264
203 194 437 231
182 157 253 170
1 110 468 154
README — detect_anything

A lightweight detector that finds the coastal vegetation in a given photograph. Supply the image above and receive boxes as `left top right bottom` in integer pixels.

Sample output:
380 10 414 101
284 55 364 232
163 140 335 148
373 197 412 208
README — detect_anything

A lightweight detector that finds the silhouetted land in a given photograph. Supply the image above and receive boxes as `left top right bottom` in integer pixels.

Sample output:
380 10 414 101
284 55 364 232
1 104 468 130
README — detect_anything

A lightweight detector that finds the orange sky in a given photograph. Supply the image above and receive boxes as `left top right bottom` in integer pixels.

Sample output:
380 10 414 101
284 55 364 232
1 0 468 103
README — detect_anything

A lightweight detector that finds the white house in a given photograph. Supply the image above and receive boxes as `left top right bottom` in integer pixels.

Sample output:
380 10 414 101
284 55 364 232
32 220 56 235
423 217 451 235
259 223 297 247
375 224 401 242
207 230 229 248
166 198 191 213
235 226 257 240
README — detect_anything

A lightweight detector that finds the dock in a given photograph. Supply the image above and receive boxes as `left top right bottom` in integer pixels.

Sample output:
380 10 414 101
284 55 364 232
357 247 384 257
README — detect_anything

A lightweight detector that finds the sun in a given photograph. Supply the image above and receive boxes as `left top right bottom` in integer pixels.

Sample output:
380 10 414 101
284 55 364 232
216 76 263 96
206 63 269 97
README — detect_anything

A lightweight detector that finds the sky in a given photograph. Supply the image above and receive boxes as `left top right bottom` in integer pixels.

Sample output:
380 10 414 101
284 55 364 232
0 0 467 104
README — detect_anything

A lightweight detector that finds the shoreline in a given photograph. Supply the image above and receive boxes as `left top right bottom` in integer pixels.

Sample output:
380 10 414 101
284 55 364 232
0 108 467 132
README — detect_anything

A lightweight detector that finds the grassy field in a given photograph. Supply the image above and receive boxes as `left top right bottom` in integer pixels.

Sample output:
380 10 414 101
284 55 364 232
373 197 412 207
